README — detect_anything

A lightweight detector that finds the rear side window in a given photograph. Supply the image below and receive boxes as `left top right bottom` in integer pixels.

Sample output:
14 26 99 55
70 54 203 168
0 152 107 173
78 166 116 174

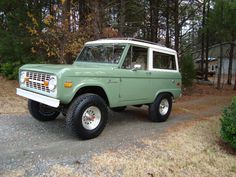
153 51 176 70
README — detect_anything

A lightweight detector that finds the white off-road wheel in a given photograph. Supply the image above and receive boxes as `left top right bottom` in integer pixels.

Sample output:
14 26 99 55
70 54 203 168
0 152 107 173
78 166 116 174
82 106 101 130
149 93 172 122
66 94 108 140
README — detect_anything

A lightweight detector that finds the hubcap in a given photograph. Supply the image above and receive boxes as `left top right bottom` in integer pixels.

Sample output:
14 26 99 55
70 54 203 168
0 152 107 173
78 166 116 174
159 99 169 116
82 106 101 130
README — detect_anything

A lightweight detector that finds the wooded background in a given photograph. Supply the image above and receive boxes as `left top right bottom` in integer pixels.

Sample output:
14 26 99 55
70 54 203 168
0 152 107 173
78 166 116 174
0 0 235 89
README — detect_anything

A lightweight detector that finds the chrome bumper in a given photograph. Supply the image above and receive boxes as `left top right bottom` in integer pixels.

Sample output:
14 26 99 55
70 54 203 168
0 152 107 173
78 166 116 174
16 88 60 108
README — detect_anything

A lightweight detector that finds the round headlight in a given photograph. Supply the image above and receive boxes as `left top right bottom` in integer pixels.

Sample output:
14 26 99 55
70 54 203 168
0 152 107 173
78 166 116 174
20 71 27 83
48 76 57 91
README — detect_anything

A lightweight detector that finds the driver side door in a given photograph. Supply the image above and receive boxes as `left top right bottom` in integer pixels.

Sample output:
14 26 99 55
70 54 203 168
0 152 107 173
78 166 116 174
119 45 151 104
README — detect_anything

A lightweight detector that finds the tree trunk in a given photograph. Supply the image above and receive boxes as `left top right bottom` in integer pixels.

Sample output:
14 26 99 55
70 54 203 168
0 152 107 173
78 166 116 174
150 0 159 42
49 0 55 17
227 39 234 85
174 0 179 54
204 0 210 81
201 0 206 79
79 0 89 26
90 0 105 39
143 1 147 39
234 73 236 90
62 0 72 64
165 0 170 47
66 0 71 32
217 43 223 89
155 1 159 42
217 0 225 90
150 0 154 41
119 0 125 36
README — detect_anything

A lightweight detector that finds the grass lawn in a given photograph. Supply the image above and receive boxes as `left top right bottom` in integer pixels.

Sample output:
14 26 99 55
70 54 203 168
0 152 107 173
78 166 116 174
46 116 236 177
0 77 27 114
88 117 236 177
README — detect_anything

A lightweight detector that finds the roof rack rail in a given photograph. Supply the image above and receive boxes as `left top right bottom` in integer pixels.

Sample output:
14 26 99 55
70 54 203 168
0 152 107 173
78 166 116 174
98 37 166 47
127 38 165 47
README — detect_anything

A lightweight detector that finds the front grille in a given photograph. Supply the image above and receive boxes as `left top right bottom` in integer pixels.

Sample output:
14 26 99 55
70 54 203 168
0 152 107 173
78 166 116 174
25 71 50 93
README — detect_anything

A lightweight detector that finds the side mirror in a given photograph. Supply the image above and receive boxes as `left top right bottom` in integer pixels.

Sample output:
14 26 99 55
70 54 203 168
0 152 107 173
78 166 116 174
132 64 142 71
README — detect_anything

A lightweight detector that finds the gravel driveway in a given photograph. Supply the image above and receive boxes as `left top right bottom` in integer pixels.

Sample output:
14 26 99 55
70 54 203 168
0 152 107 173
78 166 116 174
0 106 194 175
0 84 234 176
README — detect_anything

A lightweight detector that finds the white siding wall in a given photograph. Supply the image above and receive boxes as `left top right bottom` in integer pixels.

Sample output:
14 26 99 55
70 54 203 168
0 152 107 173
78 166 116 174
219 58 236 74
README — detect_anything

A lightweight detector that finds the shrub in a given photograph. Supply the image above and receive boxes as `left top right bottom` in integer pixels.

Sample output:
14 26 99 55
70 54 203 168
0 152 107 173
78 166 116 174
220 97 236 148
180 52 196 87
0 57 43 80
0 62 21 80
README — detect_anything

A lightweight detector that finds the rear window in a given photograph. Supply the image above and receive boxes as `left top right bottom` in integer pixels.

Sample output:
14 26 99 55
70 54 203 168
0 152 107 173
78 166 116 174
153 51 176 70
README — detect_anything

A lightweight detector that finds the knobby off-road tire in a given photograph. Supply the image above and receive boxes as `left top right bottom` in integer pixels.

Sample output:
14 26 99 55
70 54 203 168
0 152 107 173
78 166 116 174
66 94 108 140
28 99 60 121
149 93 172 122
111 106 126 112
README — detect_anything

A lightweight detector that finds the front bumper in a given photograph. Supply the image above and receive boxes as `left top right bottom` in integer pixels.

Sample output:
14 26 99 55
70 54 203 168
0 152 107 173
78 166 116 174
16 88 60 108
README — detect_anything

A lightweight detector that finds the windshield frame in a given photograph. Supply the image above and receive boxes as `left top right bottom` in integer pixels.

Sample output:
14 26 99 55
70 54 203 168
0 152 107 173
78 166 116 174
74 43 128 65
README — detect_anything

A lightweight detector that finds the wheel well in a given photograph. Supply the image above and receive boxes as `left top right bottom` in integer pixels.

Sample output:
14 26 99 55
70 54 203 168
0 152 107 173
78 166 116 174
157 92 173 99
74 86 110 106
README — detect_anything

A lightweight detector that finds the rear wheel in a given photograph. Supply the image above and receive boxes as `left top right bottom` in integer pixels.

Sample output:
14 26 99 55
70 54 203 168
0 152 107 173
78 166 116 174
28 100 60 121
149 93 172 122
66 94 108 140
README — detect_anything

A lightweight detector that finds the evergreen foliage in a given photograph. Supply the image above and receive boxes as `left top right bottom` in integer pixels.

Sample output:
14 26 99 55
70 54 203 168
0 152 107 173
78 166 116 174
0 0 235 89
220 97 236 149
0 0 37 79
180 52 196 87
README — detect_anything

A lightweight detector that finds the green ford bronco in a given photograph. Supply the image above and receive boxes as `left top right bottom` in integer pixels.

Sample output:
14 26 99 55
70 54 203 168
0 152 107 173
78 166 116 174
17 38 182 139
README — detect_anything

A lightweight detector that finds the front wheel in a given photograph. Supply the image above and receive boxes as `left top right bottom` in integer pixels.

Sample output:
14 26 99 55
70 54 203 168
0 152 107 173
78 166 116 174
66 94 108 140
149 93 172 122
28 100 60 121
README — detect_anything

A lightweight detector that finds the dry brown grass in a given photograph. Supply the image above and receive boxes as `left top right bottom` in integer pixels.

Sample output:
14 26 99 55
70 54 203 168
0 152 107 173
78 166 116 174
89 117 236 177
0 77 27 114
48 164 82 177
1 169 26 177
182 83 236 97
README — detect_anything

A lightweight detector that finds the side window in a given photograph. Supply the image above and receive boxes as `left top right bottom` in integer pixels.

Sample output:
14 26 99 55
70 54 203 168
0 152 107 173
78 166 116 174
153 51 176 70
122 46 148 70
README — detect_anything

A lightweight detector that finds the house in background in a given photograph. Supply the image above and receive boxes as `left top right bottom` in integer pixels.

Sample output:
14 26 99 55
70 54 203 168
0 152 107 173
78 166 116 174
195 57 217 76
193 43 236 75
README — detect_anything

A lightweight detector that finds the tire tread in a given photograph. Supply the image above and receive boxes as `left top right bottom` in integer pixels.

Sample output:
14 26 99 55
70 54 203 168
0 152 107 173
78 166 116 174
149 93 172 122
66 94 108 140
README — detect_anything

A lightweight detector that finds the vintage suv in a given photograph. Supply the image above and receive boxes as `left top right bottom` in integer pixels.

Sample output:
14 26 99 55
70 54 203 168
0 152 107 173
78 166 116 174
16 38 181 139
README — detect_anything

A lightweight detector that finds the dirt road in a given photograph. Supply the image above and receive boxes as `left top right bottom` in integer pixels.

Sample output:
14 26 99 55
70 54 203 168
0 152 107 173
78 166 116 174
0 83 235 176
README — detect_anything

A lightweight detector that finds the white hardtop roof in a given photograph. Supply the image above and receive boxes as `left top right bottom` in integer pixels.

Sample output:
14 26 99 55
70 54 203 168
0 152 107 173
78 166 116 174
86 38 177 55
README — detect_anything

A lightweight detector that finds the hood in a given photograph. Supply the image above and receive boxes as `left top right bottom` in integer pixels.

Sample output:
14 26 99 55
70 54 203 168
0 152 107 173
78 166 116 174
20 64 76 75
20 63 118 77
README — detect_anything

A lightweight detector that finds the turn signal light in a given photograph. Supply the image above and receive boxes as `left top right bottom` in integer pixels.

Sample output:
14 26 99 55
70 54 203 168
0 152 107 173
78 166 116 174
24 77 29 82
44 81 49 87
64 81 73 88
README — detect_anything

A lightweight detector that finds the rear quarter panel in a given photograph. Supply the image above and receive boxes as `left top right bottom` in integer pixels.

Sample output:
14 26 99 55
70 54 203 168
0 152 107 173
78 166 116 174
149 70 182 102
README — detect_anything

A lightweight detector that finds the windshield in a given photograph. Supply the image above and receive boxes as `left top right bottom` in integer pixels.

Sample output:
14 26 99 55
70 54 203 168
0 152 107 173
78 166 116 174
75 44 126 64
